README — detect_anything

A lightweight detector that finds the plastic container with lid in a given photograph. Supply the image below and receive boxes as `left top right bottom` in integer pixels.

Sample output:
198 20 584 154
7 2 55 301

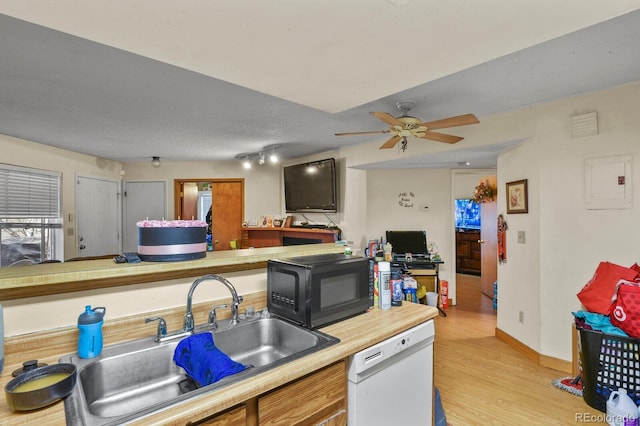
77 305 106 359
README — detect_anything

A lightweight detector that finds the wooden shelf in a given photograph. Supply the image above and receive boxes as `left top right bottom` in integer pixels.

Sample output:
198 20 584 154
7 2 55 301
242 227 340 248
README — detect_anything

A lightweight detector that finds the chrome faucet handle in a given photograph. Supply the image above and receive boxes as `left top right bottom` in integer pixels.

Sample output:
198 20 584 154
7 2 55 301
229 295 244 325
145 317 167 341
208 304 228 328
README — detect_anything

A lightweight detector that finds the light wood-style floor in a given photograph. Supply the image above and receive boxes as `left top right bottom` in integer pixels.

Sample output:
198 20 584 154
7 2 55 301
434 274 607 425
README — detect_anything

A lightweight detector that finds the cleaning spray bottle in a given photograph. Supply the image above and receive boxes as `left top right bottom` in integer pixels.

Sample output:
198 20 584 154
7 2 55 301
77 306 106 359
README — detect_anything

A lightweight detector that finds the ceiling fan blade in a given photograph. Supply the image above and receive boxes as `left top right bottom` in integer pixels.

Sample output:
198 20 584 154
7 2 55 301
371 111 403 127
419 114 479 130
334 130 390 136
379 135 401 149
418 131 464 144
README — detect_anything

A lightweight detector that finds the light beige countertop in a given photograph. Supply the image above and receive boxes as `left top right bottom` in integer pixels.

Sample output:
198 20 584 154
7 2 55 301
0 243 345 300
0 302 438 425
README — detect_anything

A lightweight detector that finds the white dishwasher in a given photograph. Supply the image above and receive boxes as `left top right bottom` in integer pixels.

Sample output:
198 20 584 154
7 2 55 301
347 319 434 426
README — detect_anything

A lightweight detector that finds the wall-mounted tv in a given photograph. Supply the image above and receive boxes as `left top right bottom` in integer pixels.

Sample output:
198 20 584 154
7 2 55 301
284 158 337 213
455 198 481 230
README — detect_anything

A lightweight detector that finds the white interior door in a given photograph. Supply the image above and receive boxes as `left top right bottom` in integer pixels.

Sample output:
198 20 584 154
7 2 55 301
76 176 121 257
123 181 166 253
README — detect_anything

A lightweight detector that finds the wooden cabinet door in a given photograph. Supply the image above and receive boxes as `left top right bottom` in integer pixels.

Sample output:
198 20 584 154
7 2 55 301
190 404 247 425
258 361 346 426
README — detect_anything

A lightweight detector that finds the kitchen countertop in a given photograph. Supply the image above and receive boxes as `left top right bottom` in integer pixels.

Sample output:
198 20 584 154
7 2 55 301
0 243 345 300
0 302 438 425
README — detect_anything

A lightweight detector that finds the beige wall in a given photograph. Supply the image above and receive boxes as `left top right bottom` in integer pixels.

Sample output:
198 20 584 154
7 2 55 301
0 134 123 258
122 160 282 224
2 270 267 336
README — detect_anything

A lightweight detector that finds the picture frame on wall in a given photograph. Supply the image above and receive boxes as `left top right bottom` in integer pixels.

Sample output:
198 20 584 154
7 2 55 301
506 179 528 214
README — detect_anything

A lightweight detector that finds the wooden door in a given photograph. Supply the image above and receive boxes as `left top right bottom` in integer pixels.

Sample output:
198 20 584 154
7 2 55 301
480 177 498 299
174 179 244 251
211 181 243 251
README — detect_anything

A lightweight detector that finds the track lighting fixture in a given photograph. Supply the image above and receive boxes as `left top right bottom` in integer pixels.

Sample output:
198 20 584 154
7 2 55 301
151 156 161 168
269 145 280 163
236 145 281 168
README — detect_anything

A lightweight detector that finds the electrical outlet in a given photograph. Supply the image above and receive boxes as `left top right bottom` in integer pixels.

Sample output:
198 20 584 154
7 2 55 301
518 310 524 324
517 231 526 244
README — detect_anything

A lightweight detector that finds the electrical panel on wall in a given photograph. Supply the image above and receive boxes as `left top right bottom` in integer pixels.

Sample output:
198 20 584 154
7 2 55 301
584 155 632 210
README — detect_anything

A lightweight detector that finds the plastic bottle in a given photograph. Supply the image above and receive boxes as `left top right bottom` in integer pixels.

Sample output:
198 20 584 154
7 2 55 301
391 270 403 306
77 305 106 359
0 304 4 374
606 388 638 426
379 262 391 310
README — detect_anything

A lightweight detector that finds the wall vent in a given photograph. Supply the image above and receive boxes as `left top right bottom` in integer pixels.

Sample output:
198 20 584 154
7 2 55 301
570 112 598 138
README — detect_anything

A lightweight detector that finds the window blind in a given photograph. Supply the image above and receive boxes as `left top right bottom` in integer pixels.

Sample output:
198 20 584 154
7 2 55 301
0 164 61 218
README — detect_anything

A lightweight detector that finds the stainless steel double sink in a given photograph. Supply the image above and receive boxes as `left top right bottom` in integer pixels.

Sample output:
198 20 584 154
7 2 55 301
60 316 339 425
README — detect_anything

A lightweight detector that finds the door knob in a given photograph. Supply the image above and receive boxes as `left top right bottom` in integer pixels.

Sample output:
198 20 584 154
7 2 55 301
478 240 485 244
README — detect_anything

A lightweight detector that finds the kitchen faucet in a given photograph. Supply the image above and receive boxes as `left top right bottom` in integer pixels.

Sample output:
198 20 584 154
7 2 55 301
184 274 243 332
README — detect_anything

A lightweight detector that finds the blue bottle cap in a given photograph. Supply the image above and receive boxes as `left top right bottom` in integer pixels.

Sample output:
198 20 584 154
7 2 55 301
78 305 106 325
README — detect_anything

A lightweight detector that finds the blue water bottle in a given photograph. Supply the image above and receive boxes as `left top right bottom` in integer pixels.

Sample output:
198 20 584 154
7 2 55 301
77 305 106 359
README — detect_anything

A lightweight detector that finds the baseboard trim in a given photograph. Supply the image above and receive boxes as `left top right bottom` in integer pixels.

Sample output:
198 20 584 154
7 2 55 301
495 327 572 374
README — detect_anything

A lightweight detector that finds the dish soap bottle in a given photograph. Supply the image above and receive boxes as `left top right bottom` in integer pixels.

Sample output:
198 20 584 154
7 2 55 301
77 305 106 359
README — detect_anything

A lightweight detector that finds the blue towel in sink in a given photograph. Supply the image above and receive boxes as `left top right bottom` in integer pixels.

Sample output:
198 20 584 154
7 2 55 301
173 332 248 387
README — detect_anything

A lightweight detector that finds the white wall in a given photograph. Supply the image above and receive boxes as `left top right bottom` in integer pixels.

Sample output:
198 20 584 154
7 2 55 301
497 81 640 360
365 168 455 284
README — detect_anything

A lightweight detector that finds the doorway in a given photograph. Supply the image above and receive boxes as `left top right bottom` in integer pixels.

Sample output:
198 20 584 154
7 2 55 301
451 169 497 307
174 179 244 251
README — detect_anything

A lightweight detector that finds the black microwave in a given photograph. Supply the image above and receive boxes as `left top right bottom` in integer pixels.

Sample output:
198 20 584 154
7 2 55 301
267 253 371 329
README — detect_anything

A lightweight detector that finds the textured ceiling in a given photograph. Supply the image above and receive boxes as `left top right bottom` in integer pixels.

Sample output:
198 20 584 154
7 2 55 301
1 2 640 168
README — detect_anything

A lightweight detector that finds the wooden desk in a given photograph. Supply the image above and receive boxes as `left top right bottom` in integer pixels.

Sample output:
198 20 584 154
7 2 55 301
394 260 445 316
242 227 340 248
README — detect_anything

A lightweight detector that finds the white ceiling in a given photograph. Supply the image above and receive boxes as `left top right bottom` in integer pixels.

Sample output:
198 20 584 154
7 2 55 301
1 1 640 168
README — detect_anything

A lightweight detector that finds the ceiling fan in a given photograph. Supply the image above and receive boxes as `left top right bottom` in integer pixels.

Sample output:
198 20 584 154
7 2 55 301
335 101 479 150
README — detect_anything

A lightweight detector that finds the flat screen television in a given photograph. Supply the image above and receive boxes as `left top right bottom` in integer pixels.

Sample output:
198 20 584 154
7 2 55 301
455 198 481 230
385 230 428 257
284 158 337 213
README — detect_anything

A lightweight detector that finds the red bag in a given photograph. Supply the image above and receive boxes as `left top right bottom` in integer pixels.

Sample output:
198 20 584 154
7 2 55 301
577 261 640 314
609 279 640 338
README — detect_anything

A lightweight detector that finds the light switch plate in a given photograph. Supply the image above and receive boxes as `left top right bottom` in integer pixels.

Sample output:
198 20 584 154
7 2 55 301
517 231 526 244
